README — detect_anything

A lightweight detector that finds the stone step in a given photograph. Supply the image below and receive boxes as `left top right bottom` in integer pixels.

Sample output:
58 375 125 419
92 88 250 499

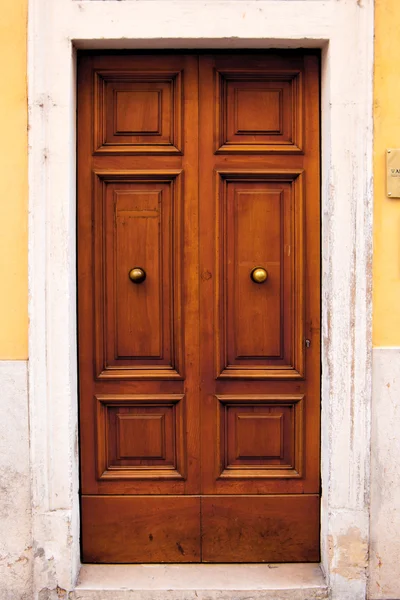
72 563 329 600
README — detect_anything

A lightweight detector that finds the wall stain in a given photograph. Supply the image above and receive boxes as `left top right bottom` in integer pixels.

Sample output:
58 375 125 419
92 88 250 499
331 527 368 580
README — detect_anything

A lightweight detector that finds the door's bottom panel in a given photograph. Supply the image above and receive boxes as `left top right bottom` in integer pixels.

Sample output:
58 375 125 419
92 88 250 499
81 496 201 563
81 495 319 563
202 495 320 562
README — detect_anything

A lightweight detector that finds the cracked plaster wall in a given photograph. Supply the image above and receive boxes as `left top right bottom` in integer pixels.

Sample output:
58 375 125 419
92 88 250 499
0 362 32 600
369 349 400 598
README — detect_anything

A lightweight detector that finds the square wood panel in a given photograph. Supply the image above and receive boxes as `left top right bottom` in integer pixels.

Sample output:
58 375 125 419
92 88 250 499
235 414 283 459
215 70 303 154
115 90 161 134
235 88 282 134
116 414 165 459
94 70 182 154
217 395 304 479
95 395 185 480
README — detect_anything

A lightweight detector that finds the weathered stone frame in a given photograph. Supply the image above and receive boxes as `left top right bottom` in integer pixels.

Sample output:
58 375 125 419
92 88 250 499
28 1 374 598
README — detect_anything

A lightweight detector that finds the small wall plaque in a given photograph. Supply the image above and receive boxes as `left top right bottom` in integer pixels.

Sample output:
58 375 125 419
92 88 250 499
386 149 400 198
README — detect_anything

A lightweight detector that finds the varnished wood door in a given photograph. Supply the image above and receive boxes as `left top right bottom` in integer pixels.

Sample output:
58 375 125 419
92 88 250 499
78 51 320 563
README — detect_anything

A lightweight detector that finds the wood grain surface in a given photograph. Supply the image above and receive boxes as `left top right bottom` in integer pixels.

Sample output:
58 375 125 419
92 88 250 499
78 51 320 563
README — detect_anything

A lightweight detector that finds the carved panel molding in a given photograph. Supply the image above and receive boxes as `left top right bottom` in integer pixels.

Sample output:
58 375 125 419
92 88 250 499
216 395 304 479
215 170 305 379
215 69 303 154
94 70 183 154
95 394 186 480
93 171 184 380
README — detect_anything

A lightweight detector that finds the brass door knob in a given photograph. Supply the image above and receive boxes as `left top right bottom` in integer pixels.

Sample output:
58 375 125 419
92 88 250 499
250 267 268 284
129 267 146 284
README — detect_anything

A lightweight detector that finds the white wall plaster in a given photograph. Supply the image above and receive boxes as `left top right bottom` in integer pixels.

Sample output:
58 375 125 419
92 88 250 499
27 0 374 598
0 361 32 600
369 348 400 599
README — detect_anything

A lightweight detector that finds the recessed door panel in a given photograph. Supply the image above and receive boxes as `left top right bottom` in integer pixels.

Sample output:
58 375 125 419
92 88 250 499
94 171 183 380
215 68 303 153
217 395 304 480
95 394 185 481
94 69 182 154
215 172 305 379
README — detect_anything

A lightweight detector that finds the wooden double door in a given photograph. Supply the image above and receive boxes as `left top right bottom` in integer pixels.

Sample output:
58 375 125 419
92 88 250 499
78 51 320 563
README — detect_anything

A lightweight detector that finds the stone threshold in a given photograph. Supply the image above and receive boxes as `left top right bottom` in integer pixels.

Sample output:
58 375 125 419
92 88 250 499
72 563 328 599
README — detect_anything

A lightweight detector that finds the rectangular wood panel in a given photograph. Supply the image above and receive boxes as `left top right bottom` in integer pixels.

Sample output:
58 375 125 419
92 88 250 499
115 188 163 359
201 495 320 562
82 496 201 563
215 171 305 379
94 171 184 380
234 187 282 358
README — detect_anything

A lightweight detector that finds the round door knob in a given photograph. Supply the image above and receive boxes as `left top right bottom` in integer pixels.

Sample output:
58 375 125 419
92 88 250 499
250 267 268 284
129 267 146 284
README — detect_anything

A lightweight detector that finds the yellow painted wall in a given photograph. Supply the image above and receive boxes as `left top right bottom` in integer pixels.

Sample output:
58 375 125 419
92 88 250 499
0 0 28 358
0 0 396 354
373 0 400 346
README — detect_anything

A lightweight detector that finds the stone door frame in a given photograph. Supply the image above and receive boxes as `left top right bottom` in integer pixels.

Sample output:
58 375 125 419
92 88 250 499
27 1 374 598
